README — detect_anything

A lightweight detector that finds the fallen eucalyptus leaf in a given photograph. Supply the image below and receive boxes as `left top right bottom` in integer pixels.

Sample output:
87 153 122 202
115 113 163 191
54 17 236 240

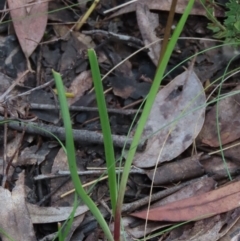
133 66 206 168
131 180 240 221
7 0 48 58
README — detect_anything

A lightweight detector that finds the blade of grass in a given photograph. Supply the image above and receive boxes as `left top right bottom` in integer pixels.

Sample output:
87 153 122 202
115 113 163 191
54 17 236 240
57 223 63 241
54 193 79 241
52 70 114 241
215 53 240 181
0 228 15 241
114 0 195 240
87 49 117 213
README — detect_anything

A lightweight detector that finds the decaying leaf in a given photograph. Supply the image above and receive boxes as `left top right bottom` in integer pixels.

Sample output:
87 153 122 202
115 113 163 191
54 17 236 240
200 85 240 147
136 2 160 66
0 169 88 241
120 217 169 239
108 0 224 19
27 203 89 224
0 172 36 241
167 215 224 241
131 180 240 222
219 208 240 241
125 176 216 239
68 70 93 106
51 148 75 206
7 0 48 58
151 176 216 209
17 143 50 165
133 67 206 168
166 208 240 241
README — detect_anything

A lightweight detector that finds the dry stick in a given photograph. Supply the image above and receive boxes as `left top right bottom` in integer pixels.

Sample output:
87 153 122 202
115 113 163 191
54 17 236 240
82 30 143 46
37 176 71 206
0 70 29 102
103 0 137 14
2 110 8 187
34 168 146 181
60 175 109 198
30 103 140 115
5 78 54 102
81 98 143 126
157 0 178 66
0 116 145 150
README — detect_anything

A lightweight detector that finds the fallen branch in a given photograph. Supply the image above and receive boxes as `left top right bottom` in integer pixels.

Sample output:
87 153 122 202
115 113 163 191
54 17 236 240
0 116 146 150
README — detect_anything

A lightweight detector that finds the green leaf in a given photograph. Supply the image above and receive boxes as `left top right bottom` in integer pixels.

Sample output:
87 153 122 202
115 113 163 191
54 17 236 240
234 20 240 31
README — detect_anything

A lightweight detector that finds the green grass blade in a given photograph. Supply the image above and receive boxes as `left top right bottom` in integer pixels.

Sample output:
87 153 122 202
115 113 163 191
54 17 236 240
88 49 117 212
215 54 239 181
52 70 114 241
0 228 15 241
114 0 195 240
53 193 79 241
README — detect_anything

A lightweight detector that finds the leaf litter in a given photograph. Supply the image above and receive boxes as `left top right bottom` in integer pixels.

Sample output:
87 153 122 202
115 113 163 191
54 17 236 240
131 180 240 222
1 0 240 240
7 0 48 70
133 65 206 168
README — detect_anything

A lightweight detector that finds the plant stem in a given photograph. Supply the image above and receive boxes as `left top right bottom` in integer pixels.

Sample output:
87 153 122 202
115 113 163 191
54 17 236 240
53 70 114 241
88 49 118 212
113 0 195 240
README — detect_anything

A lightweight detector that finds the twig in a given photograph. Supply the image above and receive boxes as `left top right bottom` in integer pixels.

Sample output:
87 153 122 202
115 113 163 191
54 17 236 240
30 103 141 115
37 176 71 206
34 167 146 181
103 0 137 14
0 116 146 150
0 70 29 103
82 30 143 46
5 79 54 102
121 176 209 213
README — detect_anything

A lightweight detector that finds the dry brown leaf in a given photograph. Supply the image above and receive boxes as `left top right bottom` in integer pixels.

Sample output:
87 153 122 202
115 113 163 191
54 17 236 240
136 2 160 66
68 70 93 106
131 180 240 222
166 208 240 241
51 148 75 206
200 85 240 147
27 203 89 224
167 215 224 241
133 67 206 168
125 177 216 239
0 172 36 241
7 0 48 58
108 0 224 19
17 143 50 165
120 217 169 239
151 176 216 209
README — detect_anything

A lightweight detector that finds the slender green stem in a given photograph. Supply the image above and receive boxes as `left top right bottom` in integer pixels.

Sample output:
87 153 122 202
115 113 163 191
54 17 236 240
88 49 117 212
200 0 226 32
114 1 195 240
215 54 238 181
52 70 114 241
